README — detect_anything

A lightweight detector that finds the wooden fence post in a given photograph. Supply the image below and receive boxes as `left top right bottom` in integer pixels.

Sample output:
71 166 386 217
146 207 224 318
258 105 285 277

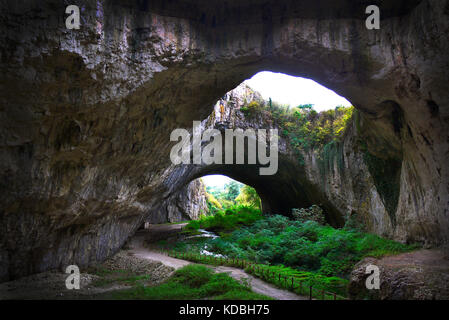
309 286 313 300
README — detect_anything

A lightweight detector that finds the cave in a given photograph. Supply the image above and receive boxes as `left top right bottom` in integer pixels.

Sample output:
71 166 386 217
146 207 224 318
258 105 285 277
0 0 448 284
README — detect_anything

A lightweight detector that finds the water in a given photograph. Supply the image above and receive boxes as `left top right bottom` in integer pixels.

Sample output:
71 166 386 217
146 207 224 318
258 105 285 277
184 229 224 257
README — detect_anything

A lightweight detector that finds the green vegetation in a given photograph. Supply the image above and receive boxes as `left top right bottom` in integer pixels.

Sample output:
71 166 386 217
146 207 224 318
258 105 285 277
239 97 354 165
243 263 347 298
292 204 325 224
184 205 262 234
199 214 418 278
205 180 244 212
206 192 222 215
240 100 263 117
109 264 272 300
167 252 347 299
235 185 262 209
167 206 418 298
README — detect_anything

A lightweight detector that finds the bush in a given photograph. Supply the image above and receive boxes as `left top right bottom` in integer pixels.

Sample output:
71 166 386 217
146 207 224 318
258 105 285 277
185 205 263 233
186 215 418 279
113 264 272 300
292 205 326 224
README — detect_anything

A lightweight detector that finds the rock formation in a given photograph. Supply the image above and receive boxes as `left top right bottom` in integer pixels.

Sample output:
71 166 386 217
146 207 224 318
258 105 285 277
0 0 448 281
147 178 208 224
348 249 449 300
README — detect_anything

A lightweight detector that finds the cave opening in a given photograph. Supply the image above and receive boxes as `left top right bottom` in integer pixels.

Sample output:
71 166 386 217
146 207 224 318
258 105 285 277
3 0 448 290
161 71 357 227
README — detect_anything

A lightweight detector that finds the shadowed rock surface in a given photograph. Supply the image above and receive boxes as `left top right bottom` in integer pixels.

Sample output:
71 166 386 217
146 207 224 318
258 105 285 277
348 249 449 300
0 0 448 282
148 178 208 224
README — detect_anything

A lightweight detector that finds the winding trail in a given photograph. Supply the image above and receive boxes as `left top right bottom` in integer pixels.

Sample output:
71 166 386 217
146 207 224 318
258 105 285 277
129 225 307 300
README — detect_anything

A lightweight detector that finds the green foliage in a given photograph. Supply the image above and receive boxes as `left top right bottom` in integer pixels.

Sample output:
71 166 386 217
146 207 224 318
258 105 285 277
206 192 222 215
235 185 262 209
292 205 325 224
224 181 241 201
184 205 263 234
240 100 264 117
168 252 347 299
244 263 348 298
205 181 244 209
238 95 354 166
110 264 271 300
247 99 354 165
186 215 418 279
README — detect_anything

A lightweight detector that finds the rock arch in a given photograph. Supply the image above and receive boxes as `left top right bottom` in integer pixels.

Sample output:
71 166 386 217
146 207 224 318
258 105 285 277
1 0 448 281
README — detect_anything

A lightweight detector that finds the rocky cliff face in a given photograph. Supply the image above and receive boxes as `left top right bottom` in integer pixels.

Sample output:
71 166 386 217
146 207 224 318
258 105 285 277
1 0 448 281
147 179 208 224
348 249 449 300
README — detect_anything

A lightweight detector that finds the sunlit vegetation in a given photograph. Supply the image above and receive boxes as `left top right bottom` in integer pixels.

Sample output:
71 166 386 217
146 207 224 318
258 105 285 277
240 98 355 165
206 192 222 215
167 252 347 299
205 181 243 212
235 185 262 210
108 264 272 300
169 205 419 298
200 214 418 278
184 205 262 234
205 180 262 214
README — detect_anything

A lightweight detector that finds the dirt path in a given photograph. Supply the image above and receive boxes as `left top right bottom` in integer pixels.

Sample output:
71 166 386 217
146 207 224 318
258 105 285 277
129 226 307 300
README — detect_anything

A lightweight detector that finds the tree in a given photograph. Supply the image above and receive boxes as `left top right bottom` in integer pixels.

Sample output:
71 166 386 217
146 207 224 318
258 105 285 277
224 181 241 201
235 185 262 209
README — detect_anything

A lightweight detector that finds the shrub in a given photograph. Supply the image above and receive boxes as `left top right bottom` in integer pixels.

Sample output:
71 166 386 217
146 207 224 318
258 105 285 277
112 264 272 300
183 214 418 279
292 205 326 224
185 205 263 233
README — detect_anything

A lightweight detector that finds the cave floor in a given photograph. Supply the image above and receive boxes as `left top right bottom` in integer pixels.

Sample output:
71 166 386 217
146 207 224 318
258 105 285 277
0 223 306 300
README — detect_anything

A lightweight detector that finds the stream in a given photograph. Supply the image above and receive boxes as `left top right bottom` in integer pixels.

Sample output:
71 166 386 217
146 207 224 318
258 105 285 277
183 228 225 258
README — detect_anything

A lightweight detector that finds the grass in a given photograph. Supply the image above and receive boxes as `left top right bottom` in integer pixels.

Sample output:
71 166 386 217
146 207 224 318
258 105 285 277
107 264 273 300
243 263 347 299
167 251 347 299
183 205 262 235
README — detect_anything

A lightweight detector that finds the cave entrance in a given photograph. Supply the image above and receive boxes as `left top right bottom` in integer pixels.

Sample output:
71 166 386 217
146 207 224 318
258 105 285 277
166 72 355 227
201 174 262 214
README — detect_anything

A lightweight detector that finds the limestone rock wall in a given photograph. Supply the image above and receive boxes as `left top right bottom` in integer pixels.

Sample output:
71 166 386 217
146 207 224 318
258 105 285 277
0 0 448 281
147 179 208 224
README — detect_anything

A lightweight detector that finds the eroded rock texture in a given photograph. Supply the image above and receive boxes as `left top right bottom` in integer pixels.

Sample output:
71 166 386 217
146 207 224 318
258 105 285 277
147 178 208 224
0 0 448 281
348 249 449 300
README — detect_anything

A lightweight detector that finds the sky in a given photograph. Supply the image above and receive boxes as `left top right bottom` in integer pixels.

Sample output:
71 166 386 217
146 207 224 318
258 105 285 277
201 174 235 188
244 71 352 112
